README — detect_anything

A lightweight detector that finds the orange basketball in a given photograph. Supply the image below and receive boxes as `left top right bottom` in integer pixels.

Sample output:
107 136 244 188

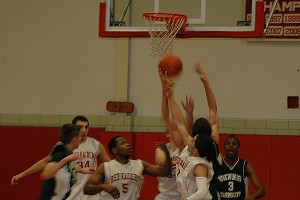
159 53 183 78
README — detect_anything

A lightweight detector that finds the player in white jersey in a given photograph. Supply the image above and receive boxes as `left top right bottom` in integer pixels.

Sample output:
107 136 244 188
176 134 215 200
102 159 144 199
155 143 180 200
11 116 111 200
156 65 195 200
66 116 111 200
160 63 221 199
165 71 218 199
84 136 172 200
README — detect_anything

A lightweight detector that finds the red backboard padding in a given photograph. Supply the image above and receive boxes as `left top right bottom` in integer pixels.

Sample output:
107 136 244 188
2 126 299 200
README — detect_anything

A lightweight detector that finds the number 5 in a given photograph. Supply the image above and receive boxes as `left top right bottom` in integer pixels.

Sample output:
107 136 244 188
122 183 128 193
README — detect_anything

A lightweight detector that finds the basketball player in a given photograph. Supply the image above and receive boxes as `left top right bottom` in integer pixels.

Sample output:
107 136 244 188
166 83 215 200
67 115 111 200
11 115 111 200
83 136 171 200
39 123 81 199
192 63 222 200
216 135 265 200
160 63 221 199
155 67 195 200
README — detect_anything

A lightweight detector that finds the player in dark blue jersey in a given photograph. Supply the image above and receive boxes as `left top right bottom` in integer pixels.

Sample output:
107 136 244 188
217 135 265 200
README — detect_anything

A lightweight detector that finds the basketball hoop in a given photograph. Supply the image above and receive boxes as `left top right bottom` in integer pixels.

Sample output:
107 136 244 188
143 12 187 57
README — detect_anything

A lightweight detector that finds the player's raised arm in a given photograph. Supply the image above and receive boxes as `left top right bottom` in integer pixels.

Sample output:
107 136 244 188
159 67 185 151
181 95 195 136
166 84 193 147
143 143 171 177
195 63 219 144
11 155 49 186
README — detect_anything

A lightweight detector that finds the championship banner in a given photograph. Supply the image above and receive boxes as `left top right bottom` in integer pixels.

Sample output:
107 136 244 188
246 0 300 38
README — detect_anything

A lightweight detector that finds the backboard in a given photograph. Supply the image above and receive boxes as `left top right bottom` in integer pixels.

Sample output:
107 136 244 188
99 0 264 38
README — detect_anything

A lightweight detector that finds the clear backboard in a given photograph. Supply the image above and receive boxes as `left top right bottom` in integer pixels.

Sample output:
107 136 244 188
99 0 264 38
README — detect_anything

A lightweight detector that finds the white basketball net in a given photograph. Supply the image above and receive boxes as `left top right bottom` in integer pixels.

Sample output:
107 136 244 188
143 13 187 57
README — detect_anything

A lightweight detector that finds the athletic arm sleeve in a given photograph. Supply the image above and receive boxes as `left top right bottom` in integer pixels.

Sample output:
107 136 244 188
186 177 210 200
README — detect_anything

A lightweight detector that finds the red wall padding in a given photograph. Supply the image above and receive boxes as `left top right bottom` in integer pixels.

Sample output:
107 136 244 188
269 136 300 200
11 127 55 200
2 126 300 200
0 127 12 200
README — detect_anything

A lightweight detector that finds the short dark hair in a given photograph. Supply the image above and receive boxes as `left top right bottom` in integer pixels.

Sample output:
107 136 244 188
224 134 240 147
60 123 80 144
108 136 121 155
192 118 212 137
72 115 89 126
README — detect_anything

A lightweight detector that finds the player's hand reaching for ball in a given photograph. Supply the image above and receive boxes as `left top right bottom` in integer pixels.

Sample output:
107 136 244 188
159 66 174 94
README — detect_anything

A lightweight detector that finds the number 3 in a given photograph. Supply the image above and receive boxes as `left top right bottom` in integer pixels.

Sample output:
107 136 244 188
228 181 234 191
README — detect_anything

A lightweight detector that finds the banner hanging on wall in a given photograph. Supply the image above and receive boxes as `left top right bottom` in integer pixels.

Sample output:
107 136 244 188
246 0 300 39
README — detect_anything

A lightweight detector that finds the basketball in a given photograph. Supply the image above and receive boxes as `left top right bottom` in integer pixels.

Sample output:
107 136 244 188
159 53 183 82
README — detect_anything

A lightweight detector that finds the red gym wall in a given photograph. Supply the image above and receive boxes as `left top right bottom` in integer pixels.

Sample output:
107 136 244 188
2 126 300 200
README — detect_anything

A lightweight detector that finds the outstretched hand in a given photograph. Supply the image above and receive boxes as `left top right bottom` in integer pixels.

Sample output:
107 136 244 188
195 62 208 82
158 66 174 94
181 95 195 113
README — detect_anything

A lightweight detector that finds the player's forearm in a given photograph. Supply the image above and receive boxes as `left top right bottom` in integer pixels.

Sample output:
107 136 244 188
169 96 185 125
161 94 170 124
186 177 209 200
25 159 47 175
84 183 106 195
21 156 48 177
169 96 191 146
185 110 193 135
203 80 217 113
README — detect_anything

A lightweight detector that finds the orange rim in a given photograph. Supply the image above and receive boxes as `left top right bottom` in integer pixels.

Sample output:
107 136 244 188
143 12 187 22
